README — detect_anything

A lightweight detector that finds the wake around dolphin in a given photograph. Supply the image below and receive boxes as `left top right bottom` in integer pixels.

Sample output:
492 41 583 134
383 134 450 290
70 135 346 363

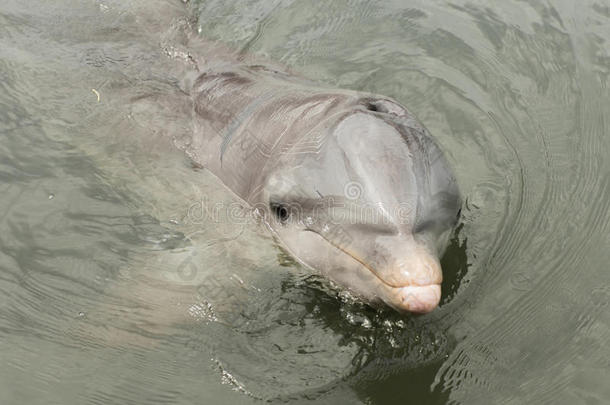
158 14 462 314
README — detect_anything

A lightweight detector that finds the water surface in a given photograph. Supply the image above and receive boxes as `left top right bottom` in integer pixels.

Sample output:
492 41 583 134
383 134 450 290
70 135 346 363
1 0 609 403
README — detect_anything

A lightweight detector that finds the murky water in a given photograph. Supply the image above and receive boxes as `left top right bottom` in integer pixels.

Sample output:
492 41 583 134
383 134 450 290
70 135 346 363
1 0 609 403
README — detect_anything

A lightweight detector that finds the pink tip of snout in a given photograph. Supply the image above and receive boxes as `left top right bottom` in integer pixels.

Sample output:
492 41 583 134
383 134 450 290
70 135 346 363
392 284 441 314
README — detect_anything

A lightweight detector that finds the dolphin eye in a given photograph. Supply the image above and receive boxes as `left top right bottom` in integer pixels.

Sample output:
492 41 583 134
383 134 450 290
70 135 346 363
270 202 290 223
365 102 379 112
361 99 407 116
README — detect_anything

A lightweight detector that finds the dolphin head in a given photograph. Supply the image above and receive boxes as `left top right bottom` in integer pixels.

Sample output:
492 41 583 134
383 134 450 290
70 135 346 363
256 98 461 313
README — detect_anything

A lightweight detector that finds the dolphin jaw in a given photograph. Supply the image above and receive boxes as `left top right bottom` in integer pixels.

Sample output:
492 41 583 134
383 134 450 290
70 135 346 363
385 283 442 314
322 237 444 314
328 242 444 313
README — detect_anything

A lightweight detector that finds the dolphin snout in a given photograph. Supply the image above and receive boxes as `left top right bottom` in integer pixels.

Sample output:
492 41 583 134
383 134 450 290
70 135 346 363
373 243 443 313
391 284 441 314
385 252 443 287
328 234 445 312
365 238 443 288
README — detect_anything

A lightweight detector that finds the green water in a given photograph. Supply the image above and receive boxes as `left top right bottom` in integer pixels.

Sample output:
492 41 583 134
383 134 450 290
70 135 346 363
1 0 609 403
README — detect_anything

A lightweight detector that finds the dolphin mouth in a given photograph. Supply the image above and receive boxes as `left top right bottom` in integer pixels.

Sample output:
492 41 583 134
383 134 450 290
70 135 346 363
320 238 442 313
383 283 441 314
323 238 442 313
348 252 442 314
283 229 443 313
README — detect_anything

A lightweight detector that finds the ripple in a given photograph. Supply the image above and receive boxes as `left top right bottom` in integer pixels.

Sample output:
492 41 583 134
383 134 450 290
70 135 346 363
1 0 609 404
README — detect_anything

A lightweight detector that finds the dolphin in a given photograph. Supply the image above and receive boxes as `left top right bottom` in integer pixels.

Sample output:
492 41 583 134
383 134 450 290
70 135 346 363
154 21 462 314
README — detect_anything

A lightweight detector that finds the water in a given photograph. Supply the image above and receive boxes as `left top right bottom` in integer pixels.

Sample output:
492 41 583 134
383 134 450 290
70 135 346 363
1 0 609 403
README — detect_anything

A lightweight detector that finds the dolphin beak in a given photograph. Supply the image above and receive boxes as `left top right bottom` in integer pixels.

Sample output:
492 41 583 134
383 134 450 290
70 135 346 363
390 284 441 314
361 245 443 313
355 242 443 313
329 239 444 313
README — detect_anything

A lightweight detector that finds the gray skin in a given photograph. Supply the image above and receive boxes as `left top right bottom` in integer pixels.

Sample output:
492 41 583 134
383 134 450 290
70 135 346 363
165 35 461 313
